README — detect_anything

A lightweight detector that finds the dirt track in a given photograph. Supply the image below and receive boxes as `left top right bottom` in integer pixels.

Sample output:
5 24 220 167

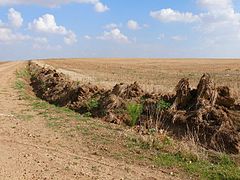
0 61 175 179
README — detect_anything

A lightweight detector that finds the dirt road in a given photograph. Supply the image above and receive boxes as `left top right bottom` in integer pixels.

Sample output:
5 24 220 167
0 61 175 180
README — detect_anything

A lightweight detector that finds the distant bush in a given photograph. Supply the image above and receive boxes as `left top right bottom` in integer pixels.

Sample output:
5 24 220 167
127 102 143 126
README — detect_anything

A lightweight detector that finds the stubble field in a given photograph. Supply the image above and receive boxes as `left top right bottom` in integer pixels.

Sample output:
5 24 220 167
41 58 240 100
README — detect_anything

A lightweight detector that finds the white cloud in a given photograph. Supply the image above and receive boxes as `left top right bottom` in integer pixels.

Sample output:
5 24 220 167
0 0 109 13
29 14 77 45
34 37 48 44
127 20 140 30
150 8 200 23
0 26 30 43
198 0 233 11
97 28 130 43
196 0 240 44
0 8 28 43
29 14 66 34
8 8 23 28
150 0 240 46
32 37 62 50
64 31 77 44
94 2 109 12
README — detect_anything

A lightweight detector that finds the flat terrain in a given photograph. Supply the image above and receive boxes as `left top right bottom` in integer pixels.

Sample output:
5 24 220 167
0 61 175 179
1 59 240 179
42 59 240 99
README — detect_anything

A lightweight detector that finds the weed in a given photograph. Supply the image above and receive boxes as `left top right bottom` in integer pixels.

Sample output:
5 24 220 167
15 80 25 90
154 152 240 179
126 102 143 126
31 101 50 110
16 69 30 79
86 98 99 111
157 99 171 110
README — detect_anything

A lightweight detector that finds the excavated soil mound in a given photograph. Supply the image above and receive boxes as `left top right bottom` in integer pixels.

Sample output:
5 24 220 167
165 74 240 153
28 62 240 154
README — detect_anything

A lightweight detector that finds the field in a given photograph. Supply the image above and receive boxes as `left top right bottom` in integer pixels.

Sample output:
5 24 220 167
41 58 240 100
0 59 240 179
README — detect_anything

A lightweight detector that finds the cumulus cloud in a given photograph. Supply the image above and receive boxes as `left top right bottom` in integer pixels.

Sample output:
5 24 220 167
198 0 233 11
150 0 240 46
29 14 77 45
94 2 109 12
8 8 23 28
32 37 62 50
0 0 109 13
0 26 30 43
0 9 29 43
195 0 240 47
97 28 130 43
127 20 140 30
64 31 77 44
150 8 200 23
34 37 48 44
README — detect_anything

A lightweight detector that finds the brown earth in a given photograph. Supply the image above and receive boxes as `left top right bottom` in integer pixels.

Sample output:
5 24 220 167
29 61 240 154
41 59 240 101
0 61 176 179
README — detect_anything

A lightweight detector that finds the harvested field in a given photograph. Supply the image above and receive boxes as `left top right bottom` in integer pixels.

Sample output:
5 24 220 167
29 60 240 154
41 59 240 102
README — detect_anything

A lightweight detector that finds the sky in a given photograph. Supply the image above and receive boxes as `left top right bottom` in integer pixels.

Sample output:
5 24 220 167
0 0 240 60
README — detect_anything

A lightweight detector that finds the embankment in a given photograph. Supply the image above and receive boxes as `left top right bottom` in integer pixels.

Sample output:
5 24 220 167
28 61 240 154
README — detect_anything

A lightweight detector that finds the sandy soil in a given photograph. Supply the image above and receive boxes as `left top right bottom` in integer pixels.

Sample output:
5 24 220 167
0 61 176 179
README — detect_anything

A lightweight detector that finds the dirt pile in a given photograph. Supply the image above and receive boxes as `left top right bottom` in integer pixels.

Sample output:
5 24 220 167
166 74 240 153
28 62 240 154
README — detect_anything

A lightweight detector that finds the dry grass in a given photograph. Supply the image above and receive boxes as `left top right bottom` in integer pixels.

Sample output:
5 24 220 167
40 58 240 99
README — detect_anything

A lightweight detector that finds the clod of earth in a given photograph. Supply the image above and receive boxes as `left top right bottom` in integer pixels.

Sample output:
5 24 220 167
28 61 240 154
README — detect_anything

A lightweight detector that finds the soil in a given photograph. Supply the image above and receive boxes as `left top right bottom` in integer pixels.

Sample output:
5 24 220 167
29 61 240 154
0 61 175 179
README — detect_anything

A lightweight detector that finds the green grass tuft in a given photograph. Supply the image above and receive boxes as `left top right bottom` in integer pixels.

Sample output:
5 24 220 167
126 102 143 126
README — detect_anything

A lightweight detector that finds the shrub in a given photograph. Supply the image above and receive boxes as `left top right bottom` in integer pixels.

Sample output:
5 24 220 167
127 102 143 126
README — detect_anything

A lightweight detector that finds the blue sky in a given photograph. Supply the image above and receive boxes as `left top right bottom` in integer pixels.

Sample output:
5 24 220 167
0 0 240 60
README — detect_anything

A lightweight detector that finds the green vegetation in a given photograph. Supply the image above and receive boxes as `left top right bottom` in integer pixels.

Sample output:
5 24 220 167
15 79 25 90
126 102 143 126
154 152 240 179
16 69 30 79
126 134 240 179
157 99 171 110
86 98 99 111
